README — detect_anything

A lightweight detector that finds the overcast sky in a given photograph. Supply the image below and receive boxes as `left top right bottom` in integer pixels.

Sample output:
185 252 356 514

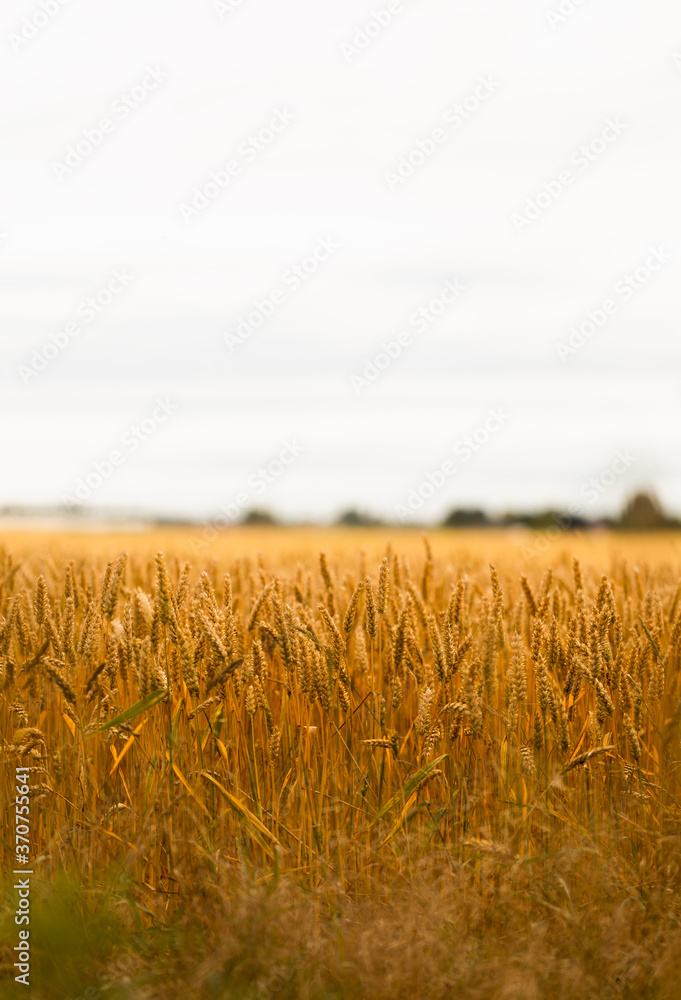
2 0 680 524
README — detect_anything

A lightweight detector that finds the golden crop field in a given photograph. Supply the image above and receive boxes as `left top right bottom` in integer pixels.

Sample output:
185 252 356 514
2 528 681 1000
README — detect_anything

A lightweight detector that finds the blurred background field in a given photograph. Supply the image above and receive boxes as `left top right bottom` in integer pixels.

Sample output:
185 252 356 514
2 523 681 567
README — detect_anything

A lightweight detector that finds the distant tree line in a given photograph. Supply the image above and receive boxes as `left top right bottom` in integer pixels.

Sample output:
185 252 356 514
332 491 680 532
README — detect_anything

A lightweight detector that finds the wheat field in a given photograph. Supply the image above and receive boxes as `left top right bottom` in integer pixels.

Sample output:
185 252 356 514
2 528 681 999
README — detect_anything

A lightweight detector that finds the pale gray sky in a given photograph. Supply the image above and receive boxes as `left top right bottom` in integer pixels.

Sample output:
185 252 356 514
2 0 680 523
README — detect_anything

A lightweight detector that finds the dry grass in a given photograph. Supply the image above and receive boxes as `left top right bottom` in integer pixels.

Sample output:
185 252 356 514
1 528 681 999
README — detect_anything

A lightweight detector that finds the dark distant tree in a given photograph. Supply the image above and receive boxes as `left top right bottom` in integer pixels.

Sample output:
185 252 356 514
525 509 587 530
619 491 667 531
500 509 592 531
337 509 386 527
442 508 489 528
242 509 278 525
